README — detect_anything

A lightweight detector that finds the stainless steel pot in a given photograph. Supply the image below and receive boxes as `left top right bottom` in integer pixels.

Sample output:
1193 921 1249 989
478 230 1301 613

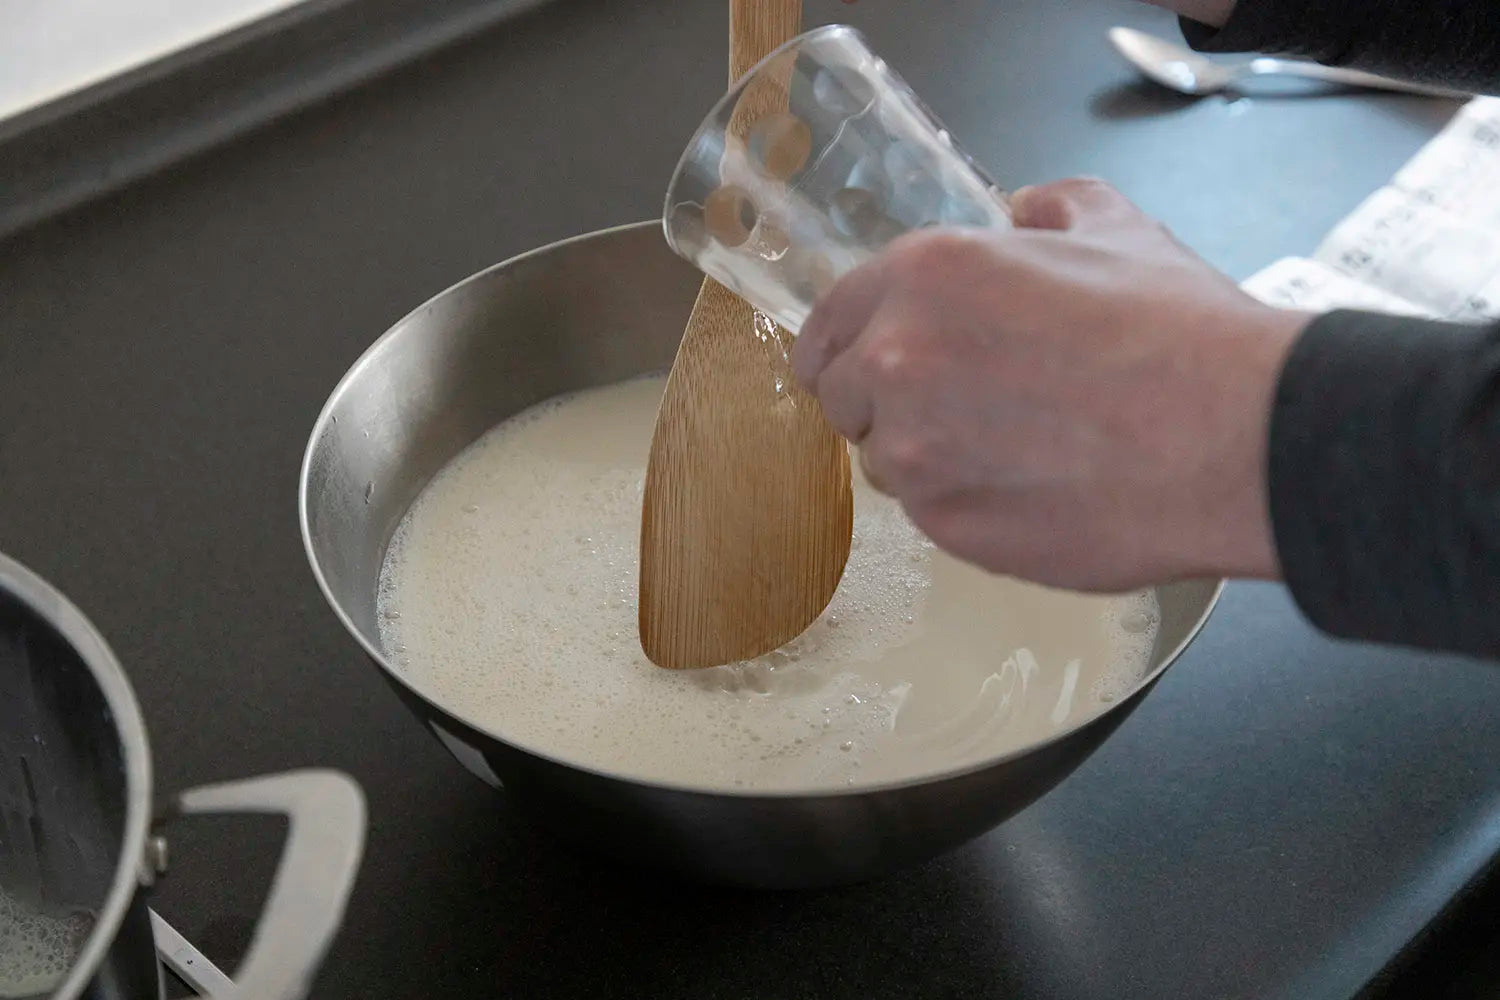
0 551 365 999
298 220 1223 889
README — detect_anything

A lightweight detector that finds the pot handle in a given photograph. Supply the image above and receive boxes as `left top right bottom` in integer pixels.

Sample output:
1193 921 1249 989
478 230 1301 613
166 769 366 1000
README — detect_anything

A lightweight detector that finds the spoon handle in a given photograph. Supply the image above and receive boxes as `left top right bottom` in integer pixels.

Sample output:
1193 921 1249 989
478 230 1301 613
1248 57 1471 99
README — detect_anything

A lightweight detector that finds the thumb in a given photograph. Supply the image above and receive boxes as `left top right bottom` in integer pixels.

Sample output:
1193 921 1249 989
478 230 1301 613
1009 178 1143 232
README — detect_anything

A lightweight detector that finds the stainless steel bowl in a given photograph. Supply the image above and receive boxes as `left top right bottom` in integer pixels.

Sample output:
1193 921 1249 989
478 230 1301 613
298 220 1223 889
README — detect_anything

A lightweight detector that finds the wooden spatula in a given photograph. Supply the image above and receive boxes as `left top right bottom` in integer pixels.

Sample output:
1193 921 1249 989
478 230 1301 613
639 0 853 671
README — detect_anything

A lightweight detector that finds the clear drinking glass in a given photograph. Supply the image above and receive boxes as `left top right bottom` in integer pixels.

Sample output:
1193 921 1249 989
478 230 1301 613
663 24 1012 334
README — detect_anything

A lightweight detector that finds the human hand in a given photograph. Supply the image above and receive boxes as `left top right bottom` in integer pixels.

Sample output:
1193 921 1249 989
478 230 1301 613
790 178 1311 592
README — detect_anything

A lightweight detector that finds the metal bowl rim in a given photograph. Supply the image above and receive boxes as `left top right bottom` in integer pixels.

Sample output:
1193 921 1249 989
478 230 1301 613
0 550 153 1000
296 219 1226 801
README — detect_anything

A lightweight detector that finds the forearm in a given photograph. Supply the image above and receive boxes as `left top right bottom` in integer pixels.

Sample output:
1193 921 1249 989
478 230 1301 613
1180 0 1500 91
1269 312 1500 659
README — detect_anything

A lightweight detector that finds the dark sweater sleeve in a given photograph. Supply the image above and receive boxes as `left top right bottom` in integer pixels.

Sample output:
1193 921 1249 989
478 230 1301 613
1269 311 1500 658
1178 1 1500 94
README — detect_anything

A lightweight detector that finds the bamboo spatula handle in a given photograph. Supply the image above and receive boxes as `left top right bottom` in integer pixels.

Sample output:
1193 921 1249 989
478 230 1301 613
637 0 850 671
730 0 802 83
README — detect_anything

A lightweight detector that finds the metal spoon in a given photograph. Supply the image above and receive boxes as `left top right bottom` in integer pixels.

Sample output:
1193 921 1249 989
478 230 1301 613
1108 26 1469 99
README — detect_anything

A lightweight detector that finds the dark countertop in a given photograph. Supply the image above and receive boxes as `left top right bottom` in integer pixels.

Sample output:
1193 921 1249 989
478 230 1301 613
3 0 1499 997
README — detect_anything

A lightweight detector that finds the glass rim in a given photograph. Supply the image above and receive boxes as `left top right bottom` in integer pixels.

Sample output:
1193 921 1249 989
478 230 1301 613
661 23 868 259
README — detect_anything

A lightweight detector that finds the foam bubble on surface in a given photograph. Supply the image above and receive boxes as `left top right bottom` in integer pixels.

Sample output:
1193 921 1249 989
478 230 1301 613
0 888 92 998
378 374 1160 792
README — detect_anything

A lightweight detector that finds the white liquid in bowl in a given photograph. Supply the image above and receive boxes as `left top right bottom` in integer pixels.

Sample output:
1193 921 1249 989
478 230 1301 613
0 888 92 999
377 374 1159 792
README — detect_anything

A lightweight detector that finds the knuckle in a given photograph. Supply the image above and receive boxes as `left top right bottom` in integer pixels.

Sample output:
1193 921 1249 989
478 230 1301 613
1031 187 1075 212
1050 176 1135 222
1062 175 1115 195
1009 185 1076 230
1050 176 1122 206
858 317 943 391
864 337 910 383
853 305 932 384
887 227 980 277
886 435 930 476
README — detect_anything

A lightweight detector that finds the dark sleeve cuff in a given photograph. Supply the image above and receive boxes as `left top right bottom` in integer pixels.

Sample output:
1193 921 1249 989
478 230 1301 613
1179 8 1352 64
1269 310 1500 658
1179 2 1500 90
